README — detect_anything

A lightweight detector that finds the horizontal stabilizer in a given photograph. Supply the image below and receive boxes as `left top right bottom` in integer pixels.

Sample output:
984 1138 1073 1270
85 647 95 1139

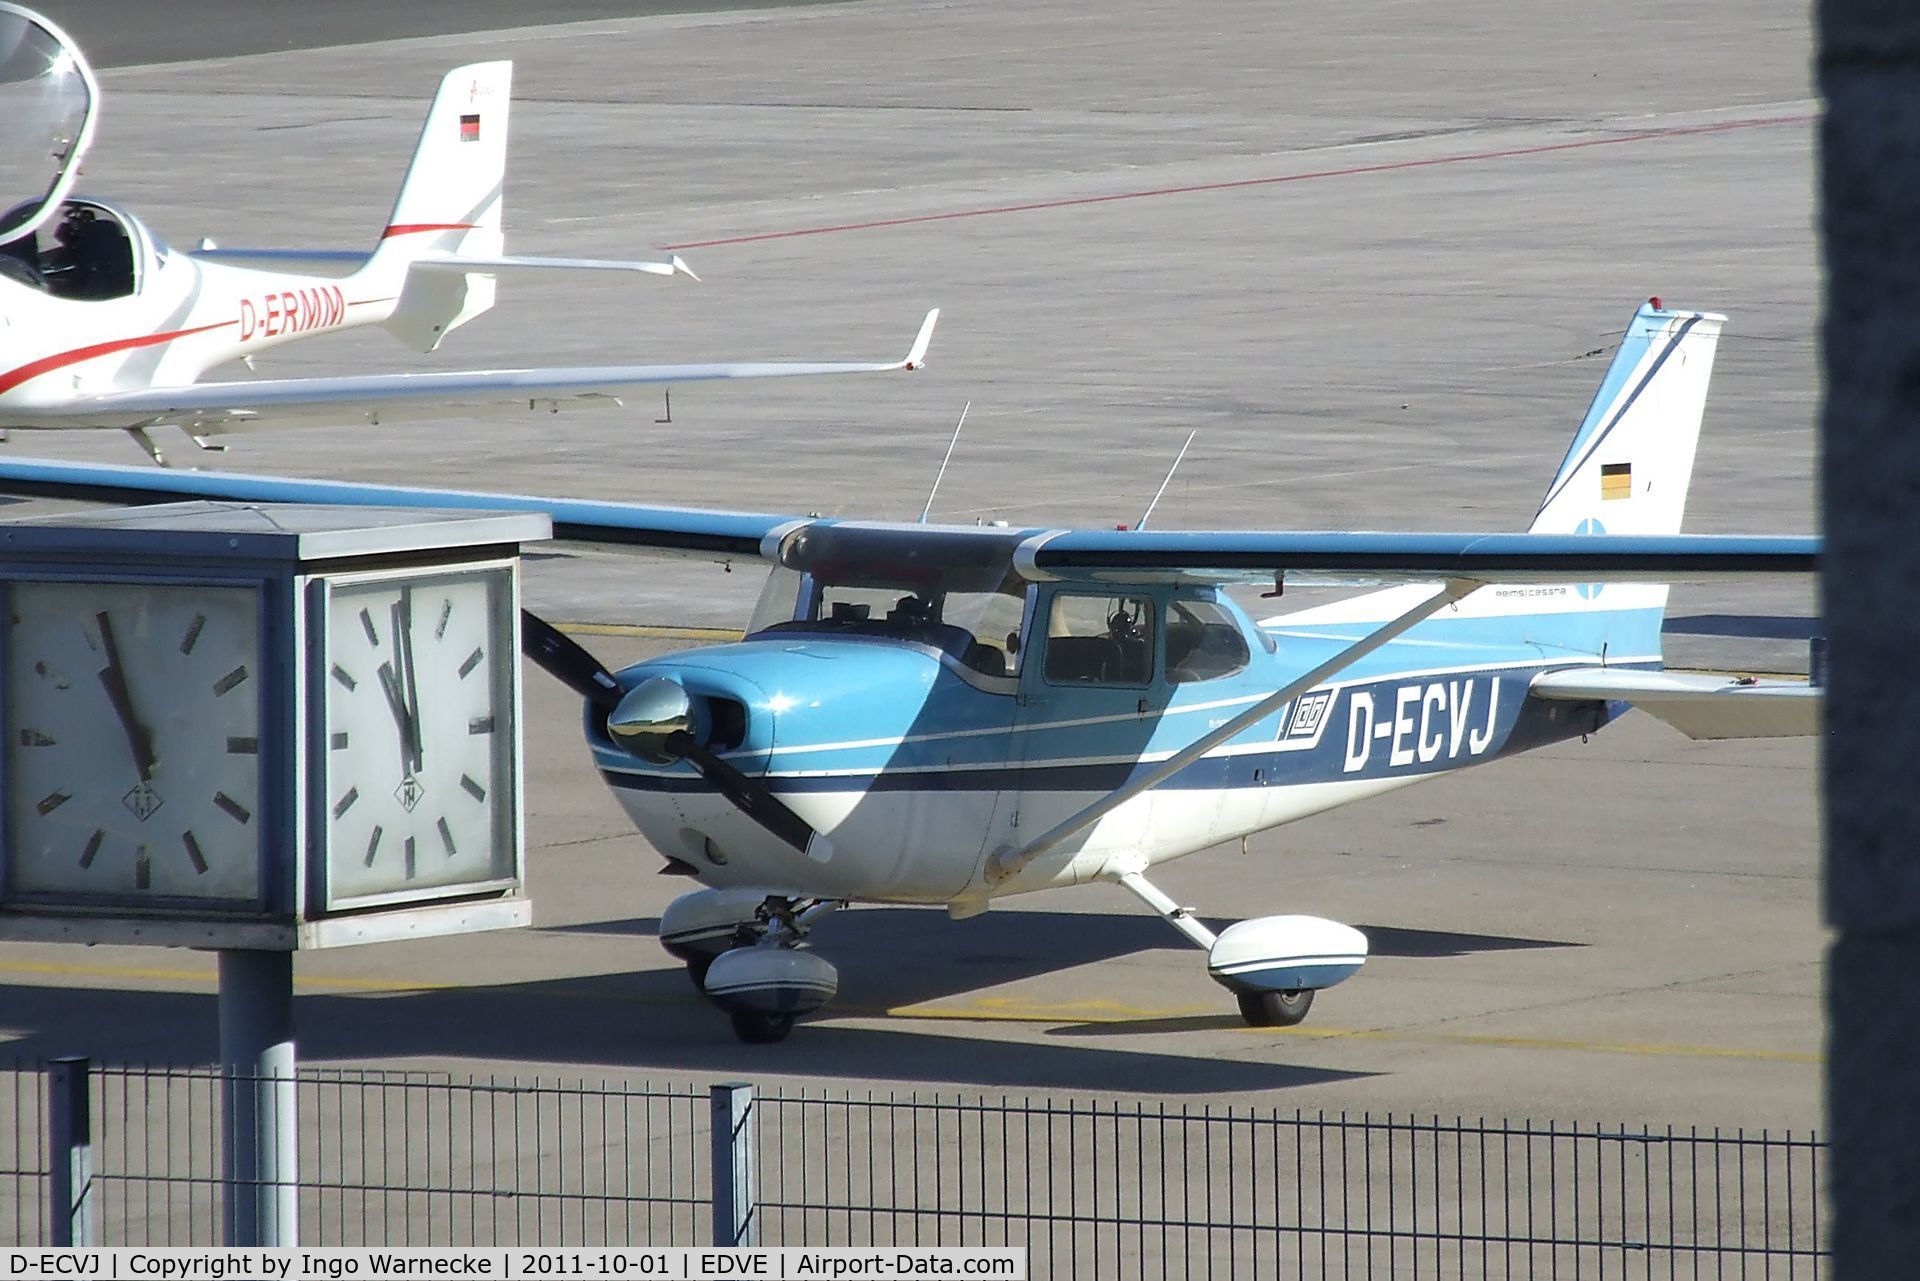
1530 667 1820 739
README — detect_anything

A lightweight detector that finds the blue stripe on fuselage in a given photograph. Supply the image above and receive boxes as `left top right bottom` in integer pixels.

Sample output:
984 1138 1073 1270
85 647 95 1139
596 661 1619 798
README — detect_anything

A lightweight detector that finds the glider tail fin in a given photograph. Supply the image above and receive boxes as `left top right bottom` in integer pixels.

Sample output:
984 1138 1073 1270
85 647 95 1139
366 60 513 352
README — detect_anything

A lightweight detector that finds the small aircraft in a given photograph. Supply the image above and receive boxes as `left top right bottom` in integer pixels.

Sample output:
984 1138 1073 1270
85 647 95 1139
0 300 1820 1043
0 13 937 466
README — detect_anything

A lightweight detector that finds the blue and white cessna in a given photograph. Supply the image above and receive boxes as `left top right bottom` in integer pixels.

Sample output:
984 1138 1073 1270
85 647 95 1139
0 300 1819 1042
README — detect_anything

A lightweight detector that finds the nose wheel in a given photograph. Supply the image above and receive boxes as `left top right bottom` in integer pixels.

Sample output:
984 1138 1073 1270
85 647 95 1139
1236 989 1314 1027
729 1010 796 1044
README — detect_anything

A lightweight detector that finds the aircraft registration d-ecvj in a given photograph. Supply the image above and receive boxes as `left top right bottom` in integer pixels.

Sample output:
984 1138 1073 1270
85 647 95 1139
0 300 1820 1043
0 3 935 466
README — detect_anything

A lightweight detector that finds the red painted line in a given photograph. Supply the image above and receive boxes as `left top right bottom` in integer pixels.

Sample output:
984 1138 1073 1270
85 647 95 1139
382 223 476 239
0 321 235 397
663 113 1815 251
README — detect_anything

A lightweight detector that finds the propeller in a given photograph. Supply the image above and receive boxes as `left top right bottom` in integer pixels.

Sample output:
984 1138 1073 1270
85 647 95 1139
518 611 833 863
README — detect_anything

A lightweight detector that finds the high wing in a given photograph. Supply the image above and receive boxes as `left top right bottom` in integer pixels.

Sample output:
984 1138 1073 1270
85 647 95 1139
17 309 936 434
0 458 1818 577
189 248 700 281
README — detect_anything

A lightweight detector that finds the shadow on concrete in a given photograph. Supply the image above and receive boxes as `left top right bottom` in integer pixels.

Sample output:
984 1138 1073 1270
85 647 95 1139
1664 614 1821 641
0 973 1372 1095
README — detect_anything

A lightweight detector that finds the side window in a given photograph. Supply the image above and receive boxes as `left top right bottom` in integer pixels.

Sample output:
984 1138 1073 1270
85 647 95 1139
1165 598 1251 684
1042 594 1155 685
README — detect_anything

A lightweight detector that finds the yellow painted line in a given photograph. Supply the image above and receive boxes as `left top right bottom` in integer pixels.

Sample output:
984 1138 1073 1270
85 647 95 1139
559 622 742 642
882 998 1821 1063
2 960 1818 1064
0 959 454 994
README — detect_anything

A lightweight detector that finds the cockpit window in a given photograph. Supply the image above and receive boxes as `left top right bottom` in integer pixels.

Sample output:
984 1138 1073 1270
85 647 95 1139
1042 594 1156 686
1165 597 1251 683
749 576 1028 680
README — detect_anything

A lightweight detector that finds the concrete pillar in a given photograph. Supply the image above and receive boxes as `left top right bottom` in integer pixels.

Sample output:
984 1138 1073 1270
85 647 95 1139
218 949 298 1246
1819 0 1920 1268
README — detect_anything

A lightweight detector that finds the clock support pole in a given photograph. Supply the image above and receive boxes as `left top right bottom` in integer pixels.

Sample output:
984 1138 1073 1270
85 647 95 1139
218 949 297 1247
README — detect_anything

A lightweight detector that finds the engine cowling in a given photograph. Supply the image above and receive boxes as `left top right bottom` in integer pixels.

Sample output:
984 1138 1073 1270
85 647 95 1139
1206 915 1368 994
659 887 776 961
702 946 840 1017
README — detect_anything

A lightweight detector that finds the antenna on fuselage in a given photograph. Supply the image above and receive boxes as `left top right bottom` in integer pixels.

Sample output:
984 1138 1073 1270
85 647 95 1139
1135 430 1197 531
918 401 970 524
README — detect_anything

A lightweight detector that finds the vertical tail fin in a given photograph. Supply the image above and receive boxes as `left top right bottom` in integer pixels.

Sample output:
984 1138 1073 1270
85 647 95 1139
1529 300 1725 537
364 61 513 351
1262 301 1726 664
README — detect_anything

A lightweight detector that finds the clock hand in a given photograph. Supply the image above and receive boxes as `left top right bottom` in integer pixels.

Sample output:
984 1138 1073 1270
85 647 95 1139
389 595 424 772
376 661 420 775
95 610 157 782
395 589 423 768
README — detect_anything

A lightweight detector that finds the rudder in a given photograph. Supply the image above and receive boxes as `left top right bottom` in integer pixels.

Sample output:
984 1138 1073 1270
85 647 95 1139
1529 299 1725 537
369 61 513 351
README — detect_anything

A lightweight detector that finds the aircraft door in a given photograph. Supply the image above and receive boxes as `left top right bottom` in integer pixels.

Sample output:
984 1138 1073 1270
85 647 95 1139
0 5 98 246
989 587 1168 885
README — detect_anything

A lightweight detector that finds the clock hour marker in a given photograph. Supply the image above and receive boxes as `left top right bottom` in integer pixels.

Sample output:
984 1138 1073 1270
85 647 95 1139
331 732 350 750
79 829 103 869
213 665 249 697
227 736 258 755
180 613 207 655
333 787 360 819
436 599 452 640
19 728 56 747
359 608 380 647
364 825 383 867
37 789 70 817
437 816 456 857
213 792 252 825
135 846 151 890
331 664 357 692
468 715 494 735
460 774 487 803
404 835 417 880
458 647 484 679
182 830 209 875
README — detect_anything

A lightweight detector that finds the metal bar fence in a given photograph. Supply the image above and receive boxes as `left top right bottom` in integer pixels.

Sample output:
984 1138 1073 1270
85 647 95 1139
0 1062 1826 1277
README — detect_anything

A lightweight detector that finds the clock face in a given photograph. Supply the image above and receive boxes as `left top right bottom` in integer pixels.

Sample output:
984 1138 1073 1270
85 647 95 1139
321 566 516 905
3 580 264 903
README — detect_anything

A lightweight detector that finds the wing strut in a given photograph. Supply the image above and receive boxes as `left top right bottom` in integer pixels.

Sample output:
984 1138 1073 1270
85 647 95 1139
985 578 1481 883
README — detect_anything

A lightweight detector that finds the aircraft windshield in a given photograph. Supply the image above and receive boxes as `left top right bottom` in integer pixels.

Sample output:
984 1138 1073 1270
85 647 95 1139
750 576 1029 680
0 7 95 245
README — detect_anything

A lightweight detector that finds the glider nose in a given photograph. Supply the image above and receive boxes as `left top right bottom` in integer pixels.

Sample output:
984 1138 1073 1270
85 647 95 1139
608 676 695 763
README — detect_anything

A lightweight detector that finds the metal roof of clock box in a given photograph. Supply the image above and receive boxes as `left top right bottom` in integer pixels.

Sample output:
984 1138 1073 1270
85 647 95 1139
0 500 548 944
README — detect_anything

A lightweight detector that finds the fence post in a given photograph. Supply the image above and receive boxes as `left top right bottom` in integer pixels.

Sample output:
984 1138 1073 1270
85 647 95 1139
47 1056 94 1246
710 1082 756 1247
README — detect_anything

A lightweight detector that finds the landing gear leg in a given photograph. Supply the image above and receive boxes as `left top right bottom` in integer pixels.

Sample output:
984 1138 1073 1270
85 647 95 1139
1109 869 1328 1029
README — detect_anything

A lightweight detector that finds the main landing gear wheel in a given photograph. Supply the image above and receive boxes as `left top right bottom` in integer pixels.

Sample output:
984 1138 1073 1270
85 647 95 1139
729 1010 795 1044
1237 989 1313 1028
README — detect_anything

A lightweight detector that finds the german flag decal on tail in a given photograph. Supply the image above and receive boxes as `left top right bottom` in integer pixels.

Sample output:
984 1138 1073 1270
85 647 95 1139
459 113 481 142
1601 462 1632 501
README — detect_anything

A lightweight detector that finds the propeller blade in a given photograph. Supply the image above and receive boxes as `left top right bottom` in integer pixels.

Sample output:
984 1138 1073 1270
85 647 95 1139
666 730 833 863
520 610 622 711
